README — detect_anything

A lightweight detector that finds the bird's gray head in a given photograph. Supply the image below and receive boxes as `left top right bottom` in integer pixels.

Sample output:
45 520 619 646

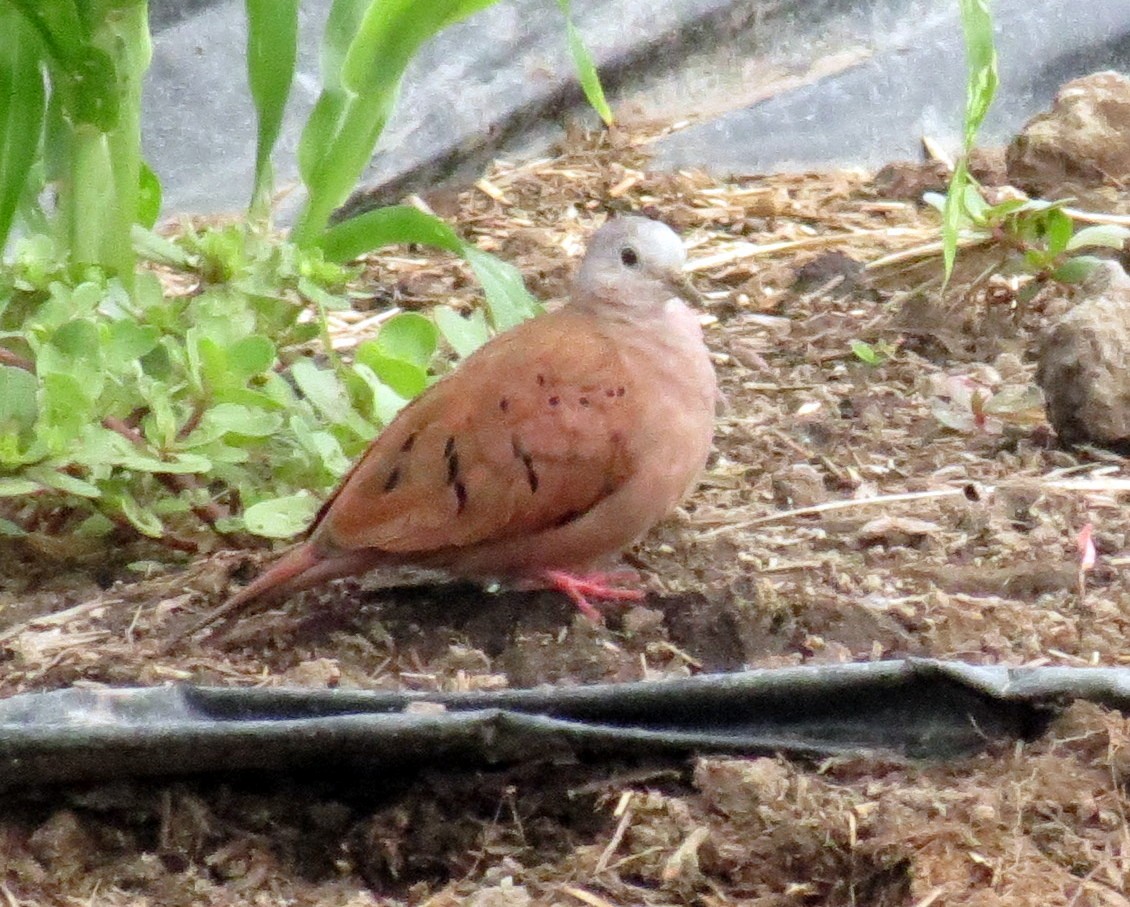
572 216 698 314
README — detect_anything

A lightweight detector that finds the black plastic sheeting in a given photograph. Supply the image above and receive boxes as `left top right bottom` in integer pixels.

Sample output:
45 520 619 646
4 659 1130 789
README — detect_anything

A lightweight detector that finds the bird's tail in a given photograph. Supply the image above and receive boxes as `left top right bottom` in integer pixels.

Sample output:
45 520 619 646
161 542 347 651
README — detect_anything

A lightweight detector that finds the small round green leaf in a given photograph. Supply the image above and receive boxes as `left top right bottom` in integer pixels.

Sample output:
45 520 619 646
244 492 320 539
376 312 438 367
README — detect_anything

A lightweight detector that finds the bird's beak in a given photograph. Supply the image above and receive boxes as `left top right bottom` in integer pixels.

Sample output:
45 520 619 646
666 269 704 305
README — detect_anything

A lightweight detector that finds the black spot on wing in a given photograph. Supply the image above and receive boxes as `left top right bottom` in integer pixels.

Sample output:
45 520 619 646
511 437 539 494
444 436 459 485
383 466 401 492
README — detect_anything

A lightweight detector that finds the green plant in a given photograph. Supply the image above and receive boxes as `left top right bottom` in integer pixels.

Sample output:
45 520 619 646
941 0 998 285
939 0 1130 288
849 338 898 366
926 190 1130 297
0 0 609 551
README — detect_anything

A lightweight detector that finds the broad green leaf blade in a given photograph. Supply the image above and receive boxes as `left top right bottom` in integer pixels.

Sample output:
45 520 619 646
245 0 299 213
556 0 612 125
316 204 463 262
291 0 506 245
319 205 540 330
0 7 47 252
297 0 372 185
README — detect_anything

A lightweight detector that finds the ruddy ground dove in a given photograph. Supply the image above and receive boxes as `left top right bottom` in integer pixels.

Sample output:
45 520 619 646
176 216 716 641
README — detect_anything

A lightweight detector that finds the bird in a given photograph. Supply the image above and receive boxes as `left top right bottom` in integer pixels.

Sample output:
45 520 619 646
171 216 717 643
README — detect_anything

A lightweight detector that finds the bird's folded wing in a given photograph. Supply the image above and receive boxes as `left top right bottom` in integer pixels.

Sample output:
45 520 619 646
313 312 638 554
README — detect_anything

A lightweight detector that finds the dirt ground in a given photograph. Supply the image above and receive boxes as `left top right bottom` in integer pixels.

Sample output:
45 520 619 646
4 130 1130 905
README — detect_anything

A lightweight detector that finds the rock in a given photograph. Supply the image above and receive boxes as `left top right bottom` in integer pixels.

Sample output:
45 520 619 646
1036 260 1130 448
771 463 827 509
1006 71 1130 208
873 148 1007 201
28 810 98 879
855 516 940 549
468 880 532 907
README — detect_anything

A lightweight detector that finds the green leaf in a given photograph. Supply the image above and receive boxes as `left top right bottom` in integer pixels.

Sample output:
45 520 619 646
291 357 375 439
0 477 42 496
1051 255 1103 285
556 0 612 125
463 245 541 329
961 183 989 225
116 452 214 474
137 159 162 228
317 204 463 262
227 334 277 381
354 341 427 399
0 364 38 432
376 312 438 367
25 466 100 498
0 517 26 537
317 206 540 329
290 416 351 476
941 0 999 285
104 320 160 367
957 0 998 147
1066 224 1130 252
244 492 319 538
352 362 410 425
245 0 299 212
850 339 881 365
132 224 195 268
290 0 506 245
434 304 491 357
1042 208 1074 256
41 371 94 439
0 6 46 252
117 491 164 538
179 403 283 446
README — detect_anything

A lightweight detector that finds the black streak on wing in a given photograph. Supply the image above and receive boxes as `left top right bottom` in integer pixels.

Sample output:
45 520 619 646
512 437 539 494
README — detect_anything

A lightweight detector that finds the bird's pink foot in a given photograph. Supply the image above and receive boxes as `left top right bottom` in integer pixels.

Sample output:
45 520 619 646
542 569 645 621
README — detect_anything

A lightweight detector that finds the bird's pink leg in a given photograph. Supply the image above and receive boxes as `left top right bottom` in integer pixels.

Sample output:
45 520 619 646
542 569 646 621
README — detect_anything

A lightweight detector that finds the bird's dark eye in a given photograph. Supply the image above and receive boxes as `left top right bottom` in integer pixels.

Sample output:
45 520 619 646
619 246 639 268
